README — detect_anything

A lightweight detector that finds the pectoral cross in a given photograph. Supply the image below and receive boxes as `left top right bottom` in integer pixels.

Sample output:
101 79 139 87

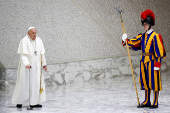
34 51 37 56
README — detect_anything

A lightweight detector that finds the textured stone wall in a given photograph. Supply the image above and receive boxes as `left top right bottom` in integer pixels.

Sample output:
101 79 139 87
0 0 170 90
0 0 170 69
1 51 169 91
0 62 6 80
0 62 7 90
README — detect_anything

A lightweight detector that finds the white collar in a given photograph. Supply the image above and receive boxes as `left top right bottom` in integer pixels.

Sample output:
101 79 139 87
146 29 153 34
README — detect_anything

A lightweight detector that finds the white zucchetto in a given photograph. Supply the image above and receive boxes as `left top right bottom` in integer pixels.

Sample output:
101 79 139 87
28 27 36 31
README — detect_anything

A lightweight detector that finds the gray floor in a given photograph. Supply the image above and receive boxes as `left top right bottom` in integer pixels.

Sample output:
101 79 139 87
0 74 170 113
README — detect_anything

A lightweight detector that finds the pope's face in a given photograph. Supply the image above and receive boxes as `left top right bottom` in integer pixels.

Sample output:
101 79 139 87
28 28 37 40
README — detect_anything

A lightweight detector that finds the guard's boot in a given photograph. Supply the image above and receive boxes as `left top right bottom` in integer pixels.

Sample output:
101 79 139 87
16 104 22 108
35 104 42 108
137 89 151 108
30 105 35 108
150 91 159 109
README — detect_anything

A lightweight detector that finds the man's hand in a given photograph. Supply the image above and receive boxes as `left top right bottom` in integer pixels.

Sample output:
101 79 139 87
122 33 127 43
43 65 47 71
26 64 31 70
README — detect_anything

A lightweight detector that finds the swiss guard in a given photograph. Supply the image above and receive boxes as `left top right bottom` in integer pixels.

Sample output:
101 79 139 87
122 9 166 109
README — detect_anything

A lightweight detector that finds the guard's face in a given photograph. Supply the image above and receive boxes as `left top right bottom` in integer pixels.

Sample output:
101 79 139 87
143 23 149 31
28 28 37 40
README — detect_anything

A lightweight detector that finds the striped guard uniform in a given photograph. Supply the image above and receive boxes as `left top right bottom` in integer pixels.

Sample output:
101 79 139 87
126 29 166 106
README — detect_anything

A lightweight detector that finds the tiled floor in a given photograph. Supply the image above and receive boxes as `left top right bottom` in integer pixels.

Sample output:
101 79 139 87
1 74 170 113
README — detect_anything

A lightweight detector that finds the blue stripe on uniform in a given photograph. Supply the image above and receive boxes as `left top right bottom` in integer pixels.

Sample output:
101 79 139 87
154 35 160 57
151 60 155 90
146 62 149 87
141 34 145 53
140 61 144 89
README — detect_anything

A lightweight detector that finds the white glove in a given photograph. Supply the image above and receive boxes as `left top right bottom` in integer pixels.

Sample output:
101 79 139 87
122 33 127 43
154 67 160 70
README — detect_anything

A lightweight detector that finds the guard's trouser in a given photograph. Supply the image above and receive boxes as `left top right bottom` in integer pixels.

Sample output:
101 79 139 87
142 89 159 106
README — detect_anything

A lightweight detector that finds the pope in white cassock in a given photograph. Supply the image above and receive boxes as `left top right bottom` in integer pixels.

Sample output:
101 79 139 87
12 27 47 108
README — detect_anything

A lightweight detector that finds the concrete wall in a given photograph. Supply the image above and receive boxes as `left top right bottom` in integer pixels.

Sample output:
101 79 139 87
0 51 169 91
0 0 170 90
0 62 6 80
0 62 6 90
0 0 170 69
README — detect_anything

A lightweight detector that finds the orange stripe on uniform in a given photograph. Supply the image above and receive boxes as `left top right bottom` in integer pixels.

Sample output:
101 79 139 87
143 90 148 105
157 34 164 56
156 34 164 56
149 62 152 89
159 70 162 91
154 70 158 91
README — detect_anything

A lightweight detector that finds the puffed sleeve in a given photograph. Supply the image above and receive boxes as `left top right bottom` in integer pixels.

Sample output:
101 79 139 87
126 34 143 51
153 34 166 69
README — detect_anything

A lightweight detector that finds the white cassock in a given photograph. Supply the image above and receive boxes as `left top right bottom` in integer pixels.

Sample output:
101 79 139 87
12 35 46 105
